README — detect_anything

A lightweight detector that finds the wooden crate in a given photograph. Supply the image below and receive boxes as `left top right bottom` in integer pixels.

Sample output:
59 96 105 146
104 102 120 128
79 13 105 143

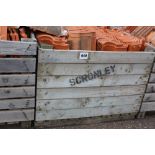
36 49 155 122
140 58 155 113
0 40 37 123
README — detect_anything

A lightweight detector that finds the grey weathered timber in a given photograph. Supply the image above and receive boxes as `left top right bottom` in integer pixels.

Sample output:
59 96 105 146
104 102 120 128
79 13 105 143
38 63 151 76
0 40 37 55
0 58 36 73
39 49 155 64
149 73 155 83
0 40 37 124
141 102 155 112
37 74 149 88
0 98 35 110
36 49 155 122
36 104 140 121
0 74 35 86
0 109 34 123
145 43 155 52
30 26 63 36
0 87 35 99
153 63 155 72
140 57 155 113
146 84 155 93
143 93 155 102
37 95 142 110
37 85 145 100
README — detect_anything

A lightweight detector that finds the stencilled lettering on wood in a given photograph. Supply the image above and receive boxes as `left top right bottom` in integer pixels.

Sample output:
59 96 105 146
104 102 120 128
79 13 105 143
69 65 115 86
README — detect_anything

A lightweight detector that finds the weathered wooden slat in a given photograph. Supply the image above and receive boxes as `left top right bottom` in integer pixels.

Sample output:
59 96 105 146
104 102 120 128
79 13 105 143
153 63 155 73
37 74 149 88
37 95 142 110
37 85 145 99
0 86 35 99
36 104 140 121
38 63 151 76
149 73 155 83
141 102 155 112
39 49 155 64
146 84 155 93
0 41 37 55
0 58 36 73
0 74 35 86
0 109 34 123
0 98 35 110
143 93 155 102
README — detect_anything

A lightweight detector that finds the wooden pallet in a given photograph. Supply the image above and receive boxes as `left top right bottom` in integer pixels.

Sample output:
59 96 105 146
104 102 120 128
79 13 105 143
140 57 155 117
0 40 37 123
35 113 136 128
36 49 155 122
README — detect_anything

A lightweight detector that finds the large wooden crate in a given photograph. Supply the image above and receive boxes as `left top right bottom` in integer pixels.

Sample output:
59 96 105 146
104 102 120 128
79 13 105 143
0 40 37 123
140 58 155 113
36 48 155 121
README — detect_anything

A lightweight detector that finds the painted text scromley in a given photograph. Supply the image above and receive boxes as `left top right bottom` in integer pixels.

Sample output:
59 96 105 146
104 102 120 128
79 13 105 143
69 65 115 86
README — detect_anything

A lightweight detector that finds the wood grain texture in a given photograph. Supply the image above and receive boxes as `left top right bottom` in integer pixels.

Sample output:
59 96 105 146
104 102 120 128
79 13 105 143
38 63 152 76
143 93 155 102
149 73 155 83
0 58 36 73
37 74 149 88
153 63 155 73
37 85 146 99
141 102 155 112
0 98 35 110
37 95 142 110
0 74 35 86
39 49 155 64
0 109 34 123
0 40 37 55
146 84 155 93
36 104 140 121
0 86 35 99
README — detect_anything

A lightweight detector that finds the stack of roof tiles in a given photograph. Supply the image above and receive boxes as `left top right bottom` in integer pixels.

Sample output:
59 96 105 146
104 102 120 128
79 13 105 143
0 26 7 40
65 26 97 50
65 26 145 51
36 34 69 50
1 26 155 51
131 26 155 38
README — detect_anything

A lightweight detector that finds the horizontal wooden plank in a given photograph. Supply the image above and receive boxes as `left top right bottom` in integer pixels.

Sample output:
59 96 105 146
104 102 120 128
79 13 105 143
37 95 142 110
143 93 155 102
38 63 152 76
0 40 37 55
153 63 155 73
36 104 140 121
0 86 35 99
149 73 155 83
0 58 36 73
146 84 155 93
0 98 35 110
141 102 155 112
0 74 35 86
37 74 149 88
39 49 155 64
37 85 146 99
0 109 34 123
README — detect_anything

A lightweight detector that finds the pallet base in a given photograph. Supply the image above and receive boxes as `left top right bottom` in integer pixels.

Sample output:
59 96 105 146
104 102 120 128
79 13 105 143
137 110 155 119
34 113 136 128
0 121 33 129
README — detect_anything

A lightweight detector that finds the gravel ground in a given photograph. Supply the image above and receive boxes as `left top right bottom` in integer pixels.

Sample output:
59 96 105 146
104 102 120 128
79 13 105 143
56 115 155 129
1 115 155 129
